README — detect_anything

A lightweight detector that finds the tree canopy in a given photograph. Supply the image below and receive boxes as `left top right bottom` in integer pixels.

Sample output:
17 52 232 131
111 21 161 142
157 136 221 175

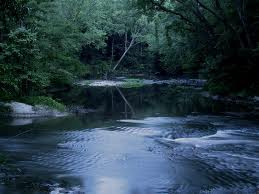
0 0 258 99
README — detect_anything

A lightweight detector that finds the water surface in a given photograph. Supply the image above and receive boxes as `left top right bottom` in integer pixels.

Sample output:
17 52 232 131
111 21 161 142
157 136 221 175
0 85 258 194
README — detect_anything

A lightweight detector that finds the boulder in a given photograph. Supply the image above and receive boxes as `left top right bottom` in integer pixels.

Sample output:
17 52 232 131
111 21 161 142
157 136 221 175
1 102 67 118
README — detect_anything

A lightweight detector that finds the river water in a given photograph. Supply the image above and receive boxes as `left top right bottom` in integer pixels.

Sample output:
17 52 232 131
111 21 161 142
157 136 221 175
0 85 258 194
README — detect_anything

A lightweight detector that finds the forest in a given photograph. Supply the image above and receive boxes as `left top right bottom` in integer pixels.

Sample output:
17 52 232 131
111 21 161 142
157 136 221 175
0 0 258 100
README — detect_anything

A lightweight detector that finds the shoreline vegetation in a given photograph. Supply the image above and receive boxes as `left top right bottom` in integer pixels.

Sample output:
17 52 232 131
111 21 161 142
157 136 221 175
0 96 67 118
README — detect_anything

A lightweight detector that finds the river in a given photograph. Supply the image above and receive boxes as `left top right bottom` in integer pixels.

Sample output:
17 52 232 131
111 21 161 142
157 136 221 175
0 85 258 194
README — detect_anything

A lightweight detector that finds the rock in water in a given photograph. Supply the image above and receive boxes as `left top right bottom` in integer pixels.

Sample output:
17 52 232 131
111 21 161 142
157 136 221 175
1 102 67 118
8 102 35 115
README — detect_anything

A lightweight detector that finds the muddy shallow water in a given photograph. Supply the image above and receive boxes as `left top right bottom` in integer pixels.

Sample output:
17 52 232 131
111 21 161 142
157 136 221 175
0 85 258 194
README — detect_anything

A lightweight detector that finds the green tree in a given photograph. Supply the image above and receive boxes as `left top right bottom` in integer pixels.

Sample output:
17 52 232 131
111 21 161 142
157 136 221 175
0 27 48 97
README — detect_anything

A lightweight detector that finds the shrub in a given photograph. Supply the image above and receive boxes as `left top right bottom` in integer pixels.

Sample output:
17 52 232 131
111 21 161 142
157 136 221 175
50 69 74 87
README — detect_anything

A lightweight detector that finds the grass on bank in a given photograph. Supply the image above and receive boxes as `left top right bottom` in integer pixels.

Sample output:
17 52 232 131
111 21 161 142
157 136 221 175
120 78 144 88
78 80 93 86
22 96 66 112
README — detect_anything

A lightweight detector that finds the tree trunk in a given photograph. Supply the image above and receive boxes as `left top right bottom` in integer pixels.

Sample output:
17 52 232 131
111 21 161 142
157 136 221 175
116 87 135 116
155 20 160 49
125 32 128 52
140 43 143 56
235 0 253 48
111 37 114 64
112 38 135 71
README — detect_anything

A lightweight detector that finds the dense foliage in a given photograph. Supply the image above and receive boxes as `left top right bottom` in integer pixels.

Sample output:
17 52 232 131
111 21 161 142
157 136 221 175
0 0 258 99
136 0 259 95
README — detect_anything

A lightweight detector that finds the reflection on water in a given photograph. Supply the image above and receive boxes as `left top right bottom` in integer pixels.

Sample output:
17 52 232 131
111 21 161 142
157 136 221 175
93 177 128 194
54 85 253 118
0 85 258 194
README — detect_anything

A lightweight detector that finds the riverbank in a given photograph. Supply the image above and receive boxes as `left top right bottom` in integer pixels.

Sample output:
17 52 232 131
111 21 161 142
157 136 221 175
76 78 259 113
76 78 207 88
1 78 259 119
0 96 68 118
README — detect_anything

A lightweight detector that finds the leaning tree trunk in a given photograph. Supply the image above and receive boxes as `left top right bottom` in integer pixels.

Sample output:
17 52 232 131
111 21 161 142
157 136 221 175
112 38 135 71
